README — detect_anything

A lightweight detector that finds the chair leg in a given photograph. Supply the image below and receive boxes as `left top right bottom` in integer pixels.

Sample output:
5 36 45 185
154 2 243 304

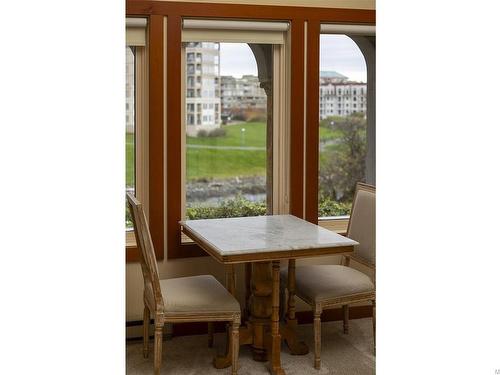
372 299 376 355
231 321 240 375
208 322 214 348
154 323 163 375
342 304 349 334
313 306 322 370
143 305 150 358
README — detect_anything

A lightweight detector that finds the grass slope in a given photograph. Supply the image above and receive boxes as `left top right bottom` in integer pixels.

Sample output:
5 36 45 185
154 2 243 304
126 121 338 183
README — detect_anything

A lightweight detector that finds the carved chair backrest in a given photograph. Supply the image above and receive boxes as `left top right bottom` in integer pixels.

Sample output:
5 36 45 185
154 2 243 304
346 182 376 267
126 192 164 312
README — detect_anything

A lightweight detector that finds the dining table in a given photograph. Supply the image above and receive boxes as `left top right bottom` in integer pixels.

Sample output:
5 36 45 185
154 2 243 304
179 214 358 375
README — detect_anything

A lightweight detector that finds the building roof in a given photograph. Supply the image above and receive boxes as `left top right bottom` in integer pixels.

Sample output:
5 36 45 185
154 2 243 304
320 71 348 79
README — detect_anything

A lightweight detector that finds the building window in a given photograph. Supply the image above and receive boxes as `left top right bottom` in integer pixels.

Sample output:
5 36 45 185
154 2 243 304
318 34 369 219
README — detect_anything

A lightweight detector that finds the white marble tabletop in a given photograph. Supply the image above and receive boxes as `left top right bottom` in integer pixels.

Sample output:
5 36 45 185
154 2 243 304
180 215 358 262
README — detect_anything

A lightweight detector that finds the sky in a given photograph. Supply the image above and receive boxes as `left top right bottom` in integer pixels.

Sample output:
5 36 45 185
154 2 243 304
219 35 366 82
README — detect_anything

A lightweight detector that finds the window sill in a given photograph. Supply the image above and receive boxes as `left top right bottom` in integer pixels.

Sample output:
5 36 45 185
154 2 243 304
126 230 136 247
126 231 164 263
318 216 349 235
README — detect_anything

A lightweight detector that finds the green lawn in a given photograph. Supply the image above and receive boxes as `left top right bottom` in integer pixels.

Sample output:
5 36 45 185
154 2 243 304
319 126 340 141
187 122 266 147
126 121 341 183
187 122 266 180
126 133 134 187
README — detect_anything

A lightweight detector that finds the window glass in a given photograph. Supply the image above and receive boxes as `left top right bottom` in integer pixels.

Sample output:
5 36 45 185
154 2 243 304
318 35 367 218
184 42 273 220
125 46 135 230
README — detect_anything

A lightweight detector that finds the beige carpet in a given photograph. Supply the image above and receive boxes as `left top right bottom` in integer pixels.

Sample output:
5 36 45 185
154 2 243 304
126 318 375 374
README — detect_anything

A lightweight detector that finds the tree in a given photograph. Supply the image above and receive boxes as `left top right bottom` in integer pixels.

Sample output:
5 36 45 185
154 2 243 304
319 112 367 203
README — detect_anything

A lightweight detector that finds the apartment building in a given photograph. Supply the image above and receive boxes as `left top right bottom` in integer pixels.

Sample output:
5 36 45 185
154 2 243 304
319 71 367 119
185 42 221 135
220 75 267 121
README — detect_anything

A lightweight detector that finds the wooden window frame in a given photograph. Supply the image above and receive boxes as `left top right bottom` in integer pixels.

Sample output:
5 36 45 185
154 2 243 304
125 45 149 251
126 15 165 262
126 26 150 260
125 1 375 262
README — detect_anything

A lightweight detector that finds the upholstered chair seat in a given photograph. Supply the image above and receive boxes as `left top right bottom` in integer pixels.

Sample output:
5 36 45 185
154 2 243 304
161 275 240 314
280 265 374 304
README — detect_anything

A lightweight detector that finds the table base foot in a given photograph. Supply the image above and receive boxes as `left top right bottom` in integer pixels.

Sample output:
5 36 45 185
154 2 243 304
281 323 309 355
213 355 232 369
252 347 268 362
270 368 286 375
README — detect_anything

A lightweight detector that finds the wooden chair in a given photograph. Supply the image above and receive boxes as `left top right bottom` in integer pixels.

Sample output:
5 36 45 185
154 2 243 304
126 193 241 375
281 183 375 369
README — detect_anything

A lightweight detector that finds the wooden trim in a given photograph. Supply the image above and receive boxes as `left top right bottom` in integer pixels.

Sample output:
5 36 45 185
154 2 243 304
127 1 375 260
126 246 141 262
165 14 214 259
166 14 191 259
304 19 320 224
127 2 375 23
148 14 165 260
289 18 305 218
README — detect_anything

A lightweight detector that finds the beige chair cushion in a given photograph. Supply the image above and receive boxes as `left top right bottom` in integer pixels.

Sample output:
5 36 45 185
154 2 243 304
281 265 374 304
160 275 240 314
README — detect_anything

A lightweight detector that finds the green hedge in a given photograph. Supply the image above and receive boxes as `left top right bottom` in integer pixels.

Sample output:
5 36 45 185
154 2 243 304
318 196 351 217
186 195 266 220
185 195 351 220
126 195 351 226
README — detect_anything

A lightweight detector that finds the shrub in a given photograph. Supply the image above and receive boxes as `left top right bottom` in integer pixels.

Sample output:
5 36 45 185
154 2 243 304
125 206 133 229
197 129 208 137
318 196 352 217
248 114 267 122
231 114 247 122
208 127 226 137
186 194 350 220
186 195 266 220
319 112 367 202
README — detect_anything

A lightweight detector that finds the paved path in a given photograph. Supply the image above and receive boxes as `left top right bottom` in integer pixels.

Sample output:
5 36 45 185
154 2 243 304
187 144 266 151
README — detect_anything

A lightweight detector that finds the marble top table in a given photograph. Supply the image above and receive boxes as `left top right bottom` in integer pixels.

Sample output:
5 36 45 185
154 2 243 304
179 214 358 375
179 214 358 264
